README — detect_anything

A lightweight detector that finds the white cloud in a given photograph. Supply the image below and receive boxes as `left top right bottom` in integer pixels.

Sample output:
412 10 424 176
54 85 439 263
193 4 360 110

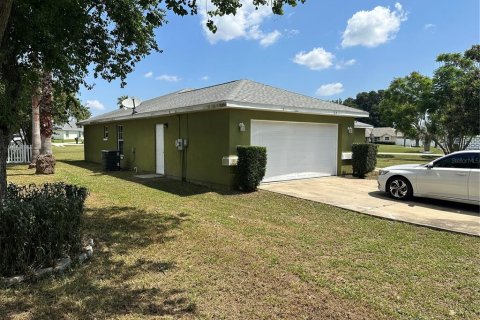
86 100 105 110
284 29 300 38
258 30 282 47
341 2 407 48
144 71 153 78
316 83 344 96
335 59 356 69
200 1 282 47
201 75 210 81
293 47 335 70
155 74 181 82
424 23 436 30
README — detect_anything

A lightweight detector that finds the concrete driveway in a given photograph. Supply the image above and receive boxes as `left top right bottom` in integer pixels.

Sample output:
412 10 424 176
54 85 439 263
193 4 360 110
259 177 480 236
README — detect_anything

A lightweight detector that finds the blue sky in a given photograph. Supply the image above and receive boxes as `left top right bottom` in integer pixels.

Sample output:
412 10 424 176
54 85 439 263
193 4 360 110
80 0 479 116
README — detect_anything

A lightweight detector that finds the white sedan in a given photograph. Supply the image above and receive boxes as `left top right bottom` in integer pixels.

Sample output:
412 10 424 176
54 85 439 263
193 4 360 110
377 150 480 205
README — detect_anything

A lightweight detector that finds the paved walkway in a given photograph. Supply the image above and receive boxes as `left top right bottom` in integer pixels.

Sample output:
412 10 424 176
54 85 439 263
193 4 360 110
260 177 479 236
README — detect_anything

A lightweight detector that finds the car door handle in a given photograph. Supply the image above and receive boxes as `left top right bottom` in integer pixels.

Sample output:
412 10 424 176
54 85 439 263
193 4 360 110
455 172 467 176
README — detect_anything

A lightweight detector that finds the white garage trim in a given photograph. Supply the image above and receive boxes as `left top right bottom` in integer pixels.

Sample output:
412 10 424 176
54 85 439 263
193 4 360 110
251 120 338 183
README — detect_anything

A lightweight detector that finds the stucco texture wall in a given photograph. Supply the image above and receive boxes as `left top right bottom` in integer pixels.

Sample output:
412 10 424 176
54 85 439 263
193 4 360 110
354 128 366 144
83 110 231 187
84 109 357 188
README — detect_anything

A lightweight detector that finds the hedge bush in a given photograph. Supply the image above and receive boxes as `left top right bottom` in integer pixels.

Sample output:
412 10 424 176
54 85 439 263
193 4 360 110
236 146 267 192
0 183 88 277
352 143 378 178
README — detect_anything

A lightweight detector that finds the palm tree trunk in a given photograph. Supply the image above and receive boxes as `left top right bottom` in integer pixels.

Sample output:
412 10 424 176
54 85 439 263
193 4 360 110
40 72 53 155
30 87 41 164
0 0 13 47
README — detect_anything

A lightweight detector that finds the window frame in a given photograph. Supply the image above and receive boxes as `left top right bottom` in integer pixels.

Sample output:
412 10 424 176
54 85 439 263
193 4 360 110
433 152 479 169
103 126 109 140
117 125 124 155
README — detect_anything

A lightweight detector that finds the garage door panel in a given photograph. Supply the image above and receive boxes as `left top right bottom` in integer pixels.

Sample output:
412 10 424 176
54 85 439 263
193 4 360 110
251 120 338 182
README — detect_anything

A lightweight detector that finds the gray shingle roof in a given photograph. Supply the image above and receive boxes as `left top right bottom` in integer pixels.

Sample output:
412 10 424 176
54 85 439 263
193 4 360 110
79 80 368 125
354 121 373 129
365 127 397 138
54 121 83 131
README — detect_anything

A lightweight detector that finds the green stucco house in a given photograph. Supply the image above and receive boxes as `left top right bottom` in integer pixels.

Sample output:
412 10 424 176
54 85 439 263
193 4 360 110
79 80 369 188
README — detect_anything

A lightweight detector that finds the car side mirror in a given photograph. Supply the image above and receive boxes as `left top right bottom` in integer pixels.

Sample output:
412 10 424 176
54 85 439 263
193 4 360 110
426 164 434 169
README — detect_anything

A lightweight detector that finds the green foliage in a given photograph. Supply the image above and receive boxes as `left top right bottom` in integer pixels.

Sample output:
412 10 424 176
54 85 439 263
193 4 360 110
0 183 88 277
53 92 91 124
117 95 129 109
380 72 433 139
342 90 387 127
352 144 378 178
236 146 267 192
430 45 480 153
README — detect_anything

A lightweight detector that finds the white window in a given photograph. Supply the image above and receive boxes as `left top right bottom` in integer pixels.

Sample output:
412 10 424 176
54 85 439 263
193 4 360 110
384 136 390 141
103 126 109 140
117 125 124 155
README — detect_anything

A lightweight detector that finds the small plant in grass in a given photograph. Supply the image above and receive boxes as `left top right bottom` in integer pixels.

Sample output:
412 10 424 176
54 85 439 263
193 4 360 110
0 183 88 277
352 143 378 178
236 146 267 192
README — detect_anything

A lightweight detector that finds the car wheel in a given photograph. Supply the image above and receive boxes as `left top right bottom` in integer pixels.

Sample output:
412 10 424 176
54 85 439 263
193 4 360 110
387 177 412 200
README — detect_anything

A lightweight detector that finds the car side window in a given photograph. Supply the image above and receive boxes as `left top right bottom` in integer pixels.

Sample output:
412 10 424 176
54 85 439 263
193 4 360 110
469 153 480 169
434 153 478 169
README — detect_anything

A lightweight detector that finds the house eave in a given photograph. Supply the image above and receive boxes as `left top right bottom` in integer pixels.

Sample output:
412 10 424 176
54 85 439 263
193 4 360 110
78 100 369 125
225 101 369 118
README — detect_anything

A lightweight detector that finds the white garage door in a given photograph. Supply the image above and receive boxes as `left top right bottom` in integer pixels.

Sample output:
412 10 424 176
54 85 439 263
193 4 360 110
251 120 338 182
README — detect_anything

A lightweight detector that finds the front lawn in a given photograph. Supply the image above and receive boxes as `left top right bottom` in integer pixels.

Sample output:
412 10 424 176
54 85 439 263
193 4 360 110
376 154 441 168
2 146 479 319
377 144 443 154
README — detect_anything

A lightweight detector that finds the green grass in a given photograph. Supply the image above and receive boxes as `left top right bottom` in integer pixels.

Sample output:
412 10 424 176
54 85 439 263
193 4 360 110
2 146 479 319
377 144 443 154
376 154 441 168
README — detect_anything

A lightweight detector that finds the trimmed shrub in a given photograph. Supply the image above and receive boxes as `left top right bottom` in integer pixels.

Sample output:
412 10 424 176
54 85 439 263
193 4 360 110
0 183 88 277
236 146 267 192
352 143 378 178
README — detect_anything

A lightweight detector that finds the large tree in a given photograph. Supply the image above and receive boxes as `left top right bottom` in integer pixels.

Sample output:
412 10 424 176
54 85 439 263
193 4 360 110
380 72 433 150
429 45 480 154
342 90 387 127
0 0 305 200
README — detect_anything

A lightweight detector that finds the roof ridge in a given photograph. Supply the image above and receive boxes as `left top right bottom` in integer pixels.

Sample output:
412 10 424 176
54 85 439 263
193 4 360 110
175 79 242 96
226 79 249 101
247 79 347 108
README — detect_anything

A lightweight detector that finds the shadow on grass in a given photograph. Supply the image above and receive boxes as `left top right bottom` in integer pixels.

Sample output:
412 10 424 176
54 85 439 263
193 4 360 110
0 206 197 319
62 159 240 197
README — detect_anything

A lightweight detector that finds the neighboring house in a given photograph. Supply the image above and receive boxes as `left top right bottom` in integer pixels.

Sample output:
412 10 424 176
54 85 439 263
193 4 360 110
79 80 368 188
354 121 373 144
53 121 84 141
466 135 480 150
365 127 396 143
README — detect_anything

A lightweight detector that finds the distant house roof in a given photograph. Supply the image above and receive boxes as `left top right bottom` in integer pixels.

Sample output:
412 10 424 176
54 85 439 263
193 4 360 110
354 121 373 129
54 121 83 132
365 127 396 138
79 80 369 125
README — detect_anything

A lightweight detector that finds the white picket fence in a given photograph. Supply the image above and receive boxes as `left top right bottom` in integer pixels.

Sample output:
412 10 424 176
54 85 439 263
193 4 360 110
7 144 32 164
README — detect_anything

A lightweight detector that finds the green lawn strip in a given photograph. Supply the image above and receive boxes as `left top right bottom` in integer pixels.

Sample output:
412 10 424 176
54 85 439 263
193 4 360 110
377 145 443 154
376 154 439 169
2 146 479 319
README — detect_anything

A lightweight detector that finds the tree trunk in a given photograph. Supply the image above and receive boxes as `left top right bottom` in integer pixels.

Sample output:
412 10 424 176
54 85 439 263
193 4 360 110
415 138 420 147
0 128 11 201
31 88 41 164
0 0 13 47
423 136 431 152
40 72 53 155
